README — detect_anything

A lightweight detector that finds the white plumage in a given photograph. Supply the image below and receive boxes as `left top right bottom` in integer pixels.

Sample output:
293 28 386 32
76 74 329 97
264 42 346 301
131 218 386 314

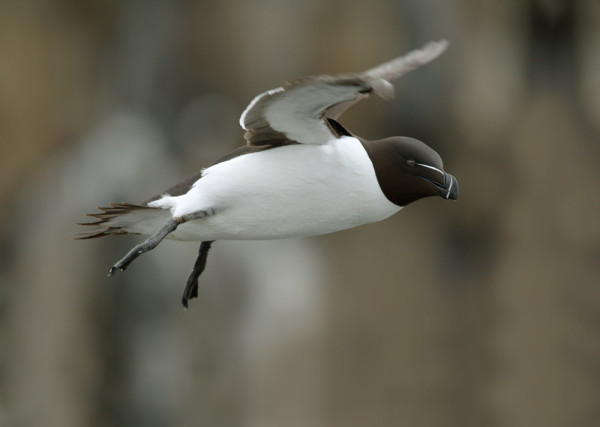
148 136 400 240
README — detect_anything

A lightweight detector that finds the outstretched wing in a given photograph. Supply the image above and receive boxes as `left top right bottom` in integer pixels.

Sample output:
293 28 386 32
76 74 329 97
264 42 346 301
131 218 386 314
239 40 448 146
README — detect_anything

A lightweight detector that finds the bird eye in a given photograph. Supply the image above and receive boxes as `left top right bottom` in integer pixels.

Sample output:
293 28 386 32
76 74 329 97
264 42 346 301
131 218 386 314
406 159 416 167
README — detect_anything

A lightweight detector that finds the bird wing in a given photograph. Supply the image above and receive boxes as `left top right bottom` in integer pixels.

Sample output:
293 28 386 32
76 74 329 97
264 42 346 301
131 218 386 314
239 39 448 146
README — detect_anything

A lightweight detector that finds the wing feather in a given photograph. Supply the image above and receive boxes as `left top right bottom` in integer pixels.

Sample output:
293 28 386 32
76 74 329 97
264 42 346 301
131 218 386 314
239 40 448 146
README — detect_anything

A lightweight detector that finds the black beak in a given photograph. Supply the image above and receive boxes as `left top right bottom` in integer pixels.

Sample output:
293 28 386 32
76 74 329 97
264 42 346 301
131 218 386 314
416 163 459 201
441 173 459 200
422 172 458 200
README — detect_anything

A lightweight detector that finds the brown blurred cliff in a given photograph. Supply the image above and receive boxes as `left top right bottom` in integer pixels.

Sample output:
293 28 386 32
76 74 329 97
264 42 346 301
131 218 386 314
1 1 599 426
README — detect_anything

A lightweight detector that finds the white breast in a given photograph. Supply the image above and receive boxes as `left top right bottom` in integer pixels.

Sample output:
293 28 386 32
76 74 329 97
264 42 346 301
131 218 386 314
151 137 401 241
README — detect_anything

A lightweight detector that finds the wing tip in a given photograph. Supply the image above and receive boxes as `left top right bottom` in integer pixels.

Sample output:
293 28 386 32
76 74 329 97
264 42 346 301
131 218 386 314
415 39 450 63
363 39 450 84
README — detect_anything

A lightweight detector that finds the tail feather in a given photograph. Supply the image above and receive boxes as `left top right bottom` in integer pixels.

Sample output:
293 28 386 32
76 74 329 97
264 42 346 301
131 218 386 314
74 228 128 240
74 202 170 239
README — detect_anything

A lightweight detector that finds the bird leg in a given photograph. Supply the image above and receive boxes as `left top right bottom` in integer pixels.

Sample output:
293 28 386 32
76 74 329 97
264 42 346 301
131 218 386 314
107 208 214 276
181 240 214 308
108 218 180 276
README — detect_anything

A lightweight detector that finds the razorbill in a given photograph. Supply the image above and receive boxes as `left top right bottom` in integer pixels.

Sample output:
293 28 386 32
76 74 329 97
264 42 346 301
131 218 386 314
77 40 458 307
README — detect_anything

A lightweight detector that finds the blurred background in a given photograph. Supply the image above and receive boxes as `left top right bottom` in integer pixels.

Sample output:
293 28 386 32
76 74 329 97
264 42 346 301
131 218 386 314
1 0 599 426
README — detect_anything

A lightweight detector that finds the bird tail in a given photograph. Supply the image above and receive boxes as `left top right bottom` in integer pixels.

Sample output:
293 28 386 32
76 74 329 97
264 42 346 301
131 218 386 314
74 202 171 239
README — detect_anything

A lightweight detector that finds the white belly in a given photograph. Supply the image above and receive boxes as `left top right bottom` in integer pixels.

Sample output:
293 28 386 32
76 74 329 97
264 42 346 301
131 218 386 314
153 137 401 241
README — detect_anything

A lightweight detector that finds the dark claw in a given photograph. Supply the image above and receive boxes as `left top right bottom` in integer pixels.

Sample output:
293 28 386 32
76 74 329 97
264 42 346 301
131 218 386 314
108 265 125 277
181 241 214 309
181 274 200 309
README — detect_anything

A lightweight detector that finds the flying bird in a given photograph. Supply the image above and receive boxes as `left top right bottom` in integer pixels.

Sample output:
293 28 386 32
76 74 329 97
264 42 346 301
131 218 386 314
77 40 457 308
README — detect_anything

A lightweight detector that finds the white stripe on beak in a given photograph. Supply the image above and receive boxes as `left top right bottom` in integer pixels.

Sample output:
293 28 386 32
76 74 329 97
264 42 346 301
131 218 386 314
445 176 454 199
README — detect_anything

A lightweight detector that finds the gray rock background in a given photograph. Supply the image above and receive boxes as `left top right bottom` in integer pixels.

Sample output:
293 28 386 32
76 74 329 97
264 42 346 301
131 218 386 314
1 1 599 426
